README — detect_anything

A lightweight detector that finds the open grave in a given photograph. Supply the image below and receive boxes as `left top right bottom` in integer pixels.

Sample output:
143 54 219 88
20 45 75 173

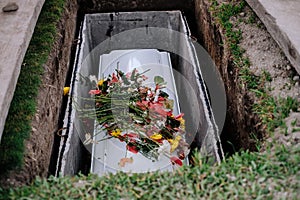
54 11 223 176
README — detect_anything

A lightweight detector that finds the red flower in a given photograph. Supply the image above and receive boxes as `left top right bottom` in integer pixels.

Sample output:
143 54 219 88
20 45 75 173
178 151 185 160
175 113 184 119
155 84 160 90
89 90 101 95
170 156 183 166
124 133 139 138
154 139 163 144
136 101 147 110
167 111 173 117
158 96 165 102
118 135 125 142
127 144 138 154
111 73 119 83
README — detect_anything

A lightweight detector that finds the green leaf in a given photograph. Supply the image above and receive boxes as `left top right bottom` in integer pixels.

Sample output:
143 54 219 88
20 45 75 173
154 76 165 85
131 68 136 81
164 99 174 109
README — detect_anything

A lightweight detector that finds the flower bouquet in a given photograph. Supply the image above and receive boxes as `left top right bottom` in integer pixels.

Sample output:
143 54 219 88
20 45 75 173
88 68 189 166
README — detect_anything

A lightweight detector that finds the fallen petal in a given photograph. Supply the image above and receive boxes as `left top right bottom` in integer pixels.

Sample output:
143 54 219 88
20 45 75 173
118 157 134 167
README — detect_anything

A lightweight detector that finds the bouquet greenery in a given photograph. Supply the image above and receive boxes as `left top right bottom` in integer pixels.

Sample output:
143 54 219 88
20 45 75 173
88 68 189 166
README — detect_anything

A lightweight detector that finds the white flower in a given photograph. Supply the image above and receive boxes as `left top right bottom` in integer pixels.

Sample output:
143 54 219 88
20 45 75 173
83 133 98 145
127 88 133 93
89 75 98 85
154 89 160 102
128 80 134 84
156 120 165 128
137 77 143 84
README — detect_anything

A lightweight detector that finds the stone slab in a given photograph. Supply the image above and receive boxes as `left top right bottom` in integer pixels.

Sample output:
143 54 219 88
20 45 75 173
0 0 45 141
246 0 300 74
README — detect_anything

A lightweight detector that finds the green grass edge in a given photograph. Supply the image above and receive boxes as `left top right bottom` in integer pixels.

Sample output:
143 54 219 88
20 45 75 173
0 0 66 174
1 146 299 199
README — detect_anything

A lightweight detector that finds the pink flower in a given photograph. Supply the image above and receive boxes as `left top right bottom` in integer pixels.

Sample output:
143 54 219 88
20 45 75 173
89 90 101 95
149 102 168 117
125 69 138 78
142 75 148 80
158 96 165 102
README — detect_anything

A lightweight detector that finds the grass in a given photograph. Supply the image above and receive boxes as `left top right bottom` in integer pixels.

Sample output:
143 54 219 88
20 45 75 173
0 0 65 174
1 143 299 199
252 92 298 132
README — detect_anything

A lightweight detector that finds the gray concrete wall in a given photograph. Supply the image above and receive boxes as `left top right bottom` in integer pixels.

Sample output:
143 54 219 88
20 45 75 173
0 0 45 141
246 0 300 74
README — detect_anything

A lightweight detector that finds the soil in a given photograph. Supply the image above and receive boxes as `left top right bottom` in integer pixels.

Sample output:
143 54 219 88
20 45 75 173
237 7 300 100
236 6 300 149
1 0 300 188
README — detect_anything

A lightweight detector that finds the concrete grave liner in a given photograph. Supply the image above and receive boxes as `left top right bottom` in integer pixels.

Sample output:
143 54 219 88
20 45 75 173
55 11 221 176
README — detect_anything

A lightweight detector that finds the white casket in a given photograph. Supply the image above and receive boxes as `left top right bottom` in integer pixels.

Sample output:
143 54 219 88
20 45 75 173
91 49 187 175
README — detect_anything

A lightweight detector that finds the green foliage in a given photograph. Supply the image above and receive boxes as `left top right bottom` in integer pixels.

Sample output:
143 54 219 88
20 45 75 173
252 91 299 132
216 1 246 24
262 70 272 82
247 12 257 24
0 0 65 174
1 143 299 199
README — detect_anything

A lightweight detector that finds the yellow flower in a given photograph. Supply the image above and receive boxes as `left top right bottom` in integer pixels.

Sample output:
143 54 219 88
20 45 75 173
63 87 70 96
98 79 104 86
111 129 121 137
168 139 174 144
150 133 162 140
170 135 181 152
179 118 185 129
